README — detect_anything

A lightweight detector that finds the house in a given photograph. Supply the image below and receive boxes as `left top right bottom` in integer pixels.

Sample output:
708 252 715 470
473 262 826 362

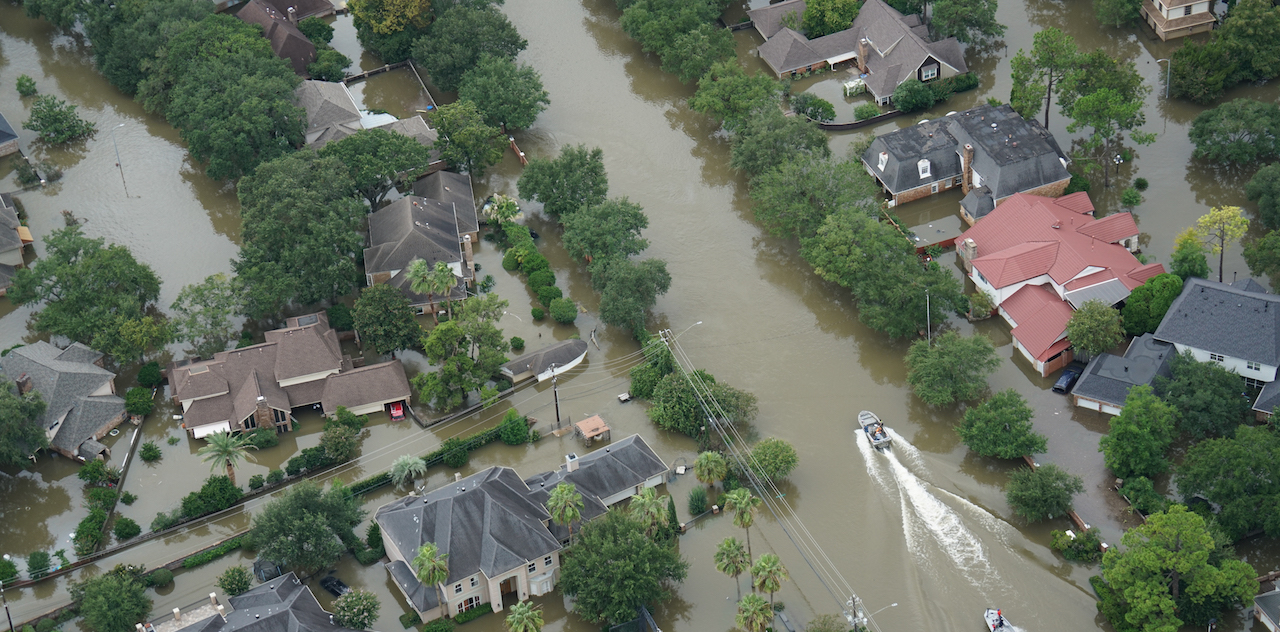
1070 333 1174 415
1140 0 1215 41
0 193 34 295
363 196 475 314
167 312 411 438
863 104 1071 211
747 0 967 105
411 171 479 243
294 80 446 169
236 0 316 77
1256 587 1280 632
257 0 334 21
153 573 359 632
499 339 589 384
954 192 1164 376
0 113 17 157
0 342 126 461
376 434 668 623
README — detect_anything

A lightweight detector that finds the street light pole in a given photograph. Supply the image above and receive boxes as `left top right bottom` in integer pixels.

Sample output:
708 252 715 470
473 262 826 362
925 289 931 344
1 579 15 632
109 123 130 198
1155 58 1171 99
551 363 561 428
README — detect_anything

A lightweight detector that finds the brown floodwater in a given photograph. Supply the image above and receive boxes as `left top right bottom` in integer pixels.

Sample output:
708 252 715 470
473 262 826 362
4 0 1280 630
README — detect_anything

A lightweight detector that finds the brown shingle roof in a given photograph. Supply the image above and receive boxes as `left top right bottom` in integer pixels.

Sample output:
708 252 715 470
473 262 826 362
258 0 334 21
237 0 316 76
320 361 411 416
364 196 464 276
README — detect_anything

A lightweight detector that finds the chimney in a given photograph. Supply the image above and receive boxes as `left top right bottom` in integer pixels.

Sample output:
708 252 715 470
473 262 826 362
216 606 226 622
254 395 271 429
462 235 475 280
209 593 218 606
961 144 975 194
566 453 579 473
287 6 297 22
15 373 31 395
961 238 978 263
857 38 869 74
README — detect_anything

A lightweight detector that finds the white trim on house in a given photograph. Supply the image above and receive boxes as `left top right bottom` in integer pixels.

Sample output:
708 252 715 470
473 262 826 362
1168 343 1279 382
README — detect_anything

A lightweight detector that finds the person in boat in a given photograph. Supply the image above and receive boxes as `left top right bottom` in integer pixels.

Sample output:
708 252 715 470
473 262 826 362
995 609 1004 629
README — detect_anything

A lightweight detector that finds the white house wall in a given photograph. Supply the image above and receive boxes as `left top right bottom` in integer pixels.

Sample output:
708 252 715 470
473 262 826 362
278 369 340 388
1171 344 1279 382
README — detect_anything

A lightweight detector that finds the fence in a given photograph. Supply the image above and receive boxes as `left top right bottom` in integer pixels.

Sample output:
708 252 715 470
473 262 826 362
608 606 662 632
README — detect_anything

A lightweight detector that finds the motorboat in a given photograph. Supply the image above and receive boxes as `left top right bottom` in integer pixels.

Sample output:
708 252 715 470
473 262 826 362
983 608 1011 631
858 410 892 450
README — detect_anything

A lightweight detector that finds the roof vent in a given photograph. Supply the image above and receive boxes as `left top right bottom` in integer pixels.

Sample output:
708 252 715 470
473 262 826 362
991 123 997 129
1052 223 1060 229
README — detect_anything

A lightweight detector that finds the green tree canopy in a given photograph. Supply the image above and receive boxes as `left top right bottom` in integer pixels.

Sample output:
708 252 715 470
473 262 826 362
216 566 253 596
458 54 550 131
91 0 216 96
890 79 938 113
320 128 433 207
748 437 799 481
413 295 510 408
353 284 421 355
412 6 527 92
1157 350 1250 440
234 151 365 317
1169 38 1234 105
562 198 649 263
1016 28 1079 128
689 62 782 133
790 92 836 123
1216 0 1280 84
431 99 506 177
1189 99 1280 165
250 479 365 574
591 257 672 336
559 509 689 625
1170 227 1211 282
648 370 758 438
957 389 1047 459
1176 425 1280 540
1064 83 1155 188
297 16 334 45
1093 0 1142 28
658 22 736 84
1005 463 1083 522
802 0 858 38
0 385 48 468
11 225 168 360
729 107 831 179
1194 205 1249 282
930 0 1005 44
517 144 609 218
1099 385 1177 480
171 273 243 359
23 95 96 144
905 332 1000 406
748 156 879 240
1246 162 1280 230
1121 273 1183 336
348 0 431 35
333 590 380 630
1245 229 1280 290
71 568 153 632
1009 50 1044 121
1066 299 1124 357
307 49 353 82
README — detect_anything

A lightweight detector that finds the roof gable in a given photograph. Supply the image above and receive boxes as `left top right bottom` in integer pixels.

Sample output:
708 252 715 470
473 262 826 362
1 341 122 450
364 196 463 275
0 113 16 145
1154 277 1280 366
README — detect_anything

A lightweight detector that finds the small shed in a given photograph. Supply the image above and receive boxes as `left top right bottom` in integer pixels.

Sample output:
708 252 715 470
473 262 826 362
574 415 610 447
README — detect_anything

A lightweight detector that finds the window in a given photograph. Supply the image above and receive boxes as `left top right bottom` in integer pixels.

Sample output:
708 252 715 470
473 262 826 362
454 583 463 595
1248 361 1262 371
930 183 939 194
1184 5 1192 14
470 577 478 588
457 596 480 613
544 556 553 567
528 562 537 573
921 65 938 81
953 176 962 186
1246 377 1266 390
1210 353 1224 362
917 159 931 179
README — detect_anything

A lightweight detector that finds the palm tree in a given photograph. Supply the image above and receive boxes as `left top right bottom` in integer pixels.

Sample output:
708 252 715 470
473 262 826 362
430 261 460 318
693 451 728 491
751 553 789 608
485 194 521 226
546 482 584 543
628 488 666 538
735 594 772 632
411 542 450 618
406 259 447 324
723 488 762 559
503 600 543 632
391 454 427 488
197 431 256 486
714 537 750 600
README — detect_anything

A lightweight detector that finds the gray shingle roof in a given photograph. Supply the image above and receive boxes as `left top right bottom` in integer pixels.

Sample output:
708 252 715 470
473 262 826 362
386 559 438 612
364 196 464 278
1071 334 1174 409
1233 277 1268 294
1254 379 1280 414
960 186 995 220
257 0 334 20
0 114 16 146
0 341 124 454
373 117 441 163
500 339 588 379
747 0 805 39
412 171 478 237
295 81 362 139
176 573 359 632
1154 277 1280 367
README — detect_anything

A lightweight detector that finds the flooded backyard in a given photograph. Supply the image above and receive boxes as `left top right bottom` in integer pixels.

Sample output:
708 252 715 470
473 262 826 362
3 0 1280 630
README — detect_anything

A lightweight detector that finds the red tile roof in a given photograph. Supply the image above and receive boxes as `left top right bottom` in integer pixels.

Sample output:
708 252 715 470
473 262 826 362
1002 284 1075 361
1050 191 1095 216
1065 269 1117 291
1076 212 1139 244
1129 263 1166 285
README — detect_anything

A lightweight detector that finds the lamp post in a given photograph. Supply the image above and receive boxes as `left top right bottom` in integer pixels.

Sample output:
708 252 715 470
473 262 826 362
109 123 130 198
868 602 899 618
1154 58 1171 99
1 577 14 632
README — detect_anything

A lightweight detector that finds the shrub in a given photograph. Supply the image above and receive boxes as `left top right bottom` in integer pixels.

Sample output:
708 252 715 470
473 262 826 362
355 547 384 565
125 387 154 417
366 522 382 550
442 439 469 468
267 469 285 484
531 307 545 320
146 568 173 587
1134 177 1149 191
180 476 243 519
1122 476 1170 516
892 79 938 113
791 93 835 122
350 472 392 495
16 75 37 97
217 565 252 596
688 486 709 515
248 474 265 490
150 511 180 532
137 362 163 388
73 508 108 556
0 558 16 583
549 298 577 324
121 491 137 505
521 252 550 275
113 517 142 541
527 269 555 289
333 589 381 629
87 487 119 511
854 102 882 120
502 248 521 271
327 304 354 331
748 437 799 481
498 409 530 445
167 436 180 445
181 535 245 569
536 284 562 308
399 612 423 629
1050 527 1103 563
245 427 279 449
510 336 525 351
452 603 493 624
139 442 162 463
79 459 112 486
13 157 40 186
1120 187 1142 208
35 619 55 632
26 551 51 580
420 619 452 632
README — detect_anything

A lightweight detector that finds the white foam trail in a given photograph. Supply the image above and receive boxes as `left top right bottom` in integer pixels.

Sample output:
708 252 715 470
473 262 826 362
886 428 926 469
937 487 1018 543
855 430 892 487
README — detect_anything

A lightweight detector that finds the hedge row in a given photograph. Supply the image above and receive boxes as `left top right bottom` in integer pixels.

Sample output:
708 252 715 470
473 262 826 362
349 472 392 496
182 535 246 569
453 603 493 624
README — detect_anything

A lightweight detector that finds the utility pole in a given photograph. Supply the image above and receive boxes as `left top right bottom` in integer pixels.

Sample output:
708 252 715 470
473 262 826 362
551 363 561 428
925 289 931 344
1 578 14 632
110 123 130 198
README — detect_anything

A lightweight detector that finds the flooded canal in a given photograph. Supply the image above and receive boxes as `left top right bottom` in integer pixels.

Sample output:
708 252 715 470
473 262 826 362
4 0 1280 630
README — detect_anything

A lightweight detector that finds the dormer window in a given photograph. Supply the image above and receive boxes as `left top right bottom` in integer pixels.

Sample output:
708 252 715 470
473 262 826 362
917 159 931 179
877 151 888 171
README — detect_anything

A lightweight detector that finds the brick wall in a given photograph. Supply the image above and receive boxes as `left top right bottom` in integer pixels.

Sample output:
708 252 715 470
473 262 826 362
0 139 17 158
894 176 960 205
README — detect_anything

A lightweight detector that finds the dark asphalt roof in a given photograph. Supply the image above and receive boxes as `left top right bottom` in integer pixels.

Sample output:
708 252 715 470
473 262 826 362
960 186 995 219
500 339 588 378
1071 333 1174 408
1154 277 1280 367
364 196 463 277
0 114 16 146
412 171 478 237
177 573 358 632
0 341 124 454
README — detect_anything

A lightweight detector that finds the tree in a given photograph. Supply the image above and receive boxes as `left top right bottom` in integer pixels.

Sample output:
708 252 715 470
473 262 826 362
251 480 364 574
628 487 668 538
1057 50 1148 126
125 387 154 417
1169 38 1235 105
748 156 879 240
751 553 789 608
431 99 506 178
790 93 836 123
1024 28 1079 128
1193 205 1249 282
320 128 433 206
1099 386 1177 481
693 451 728 489
0 385 47 467
1121 273 1184 336
26 551 50 580
749 438 799 481
890 79 937 113
1170 227 1211 282
319 424 359 462
197 431 256 486
307 49 352 82
1189 99 1280 165
714 537 750 600
16 75 37 97
11 225 166 360
416 325 475 408
559 509 688 625
735 594 773 632
957 389 1047 459
1248 163 1280 230
333 590 380 630
23 95 96 144
1177 425 1280 540
592 257 672 336
689 61 782 133
1094 0 1141 27
297 16 334 45
390 454 427 489
216 565 253 596
659 23 737 84
353 284 421 355
1065 87 1155 188
1005 463 1083 522
1096 505 1256 631
723 488 762 559
73 570 152 632
1158 350 1250 439
730 107 831 179
171 273 243 359
905 332 1000 406
1066 299 1124 357
562 198 649 263
348 0 431 35
112 517 141 540
517 145 609 218
546 482 584 541
458 55 549 131
406 260 457 323
504 600 543 632
648 370 758 437
1009 50 1045 122
91 0 215 96
802 0 858 38
1216 0 1280 84
412 542 450 619
354 20 427 64
412 6 527 92
549 298 577 324
806 614 851 632
1245 230 1280 290
930 0 1005 44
